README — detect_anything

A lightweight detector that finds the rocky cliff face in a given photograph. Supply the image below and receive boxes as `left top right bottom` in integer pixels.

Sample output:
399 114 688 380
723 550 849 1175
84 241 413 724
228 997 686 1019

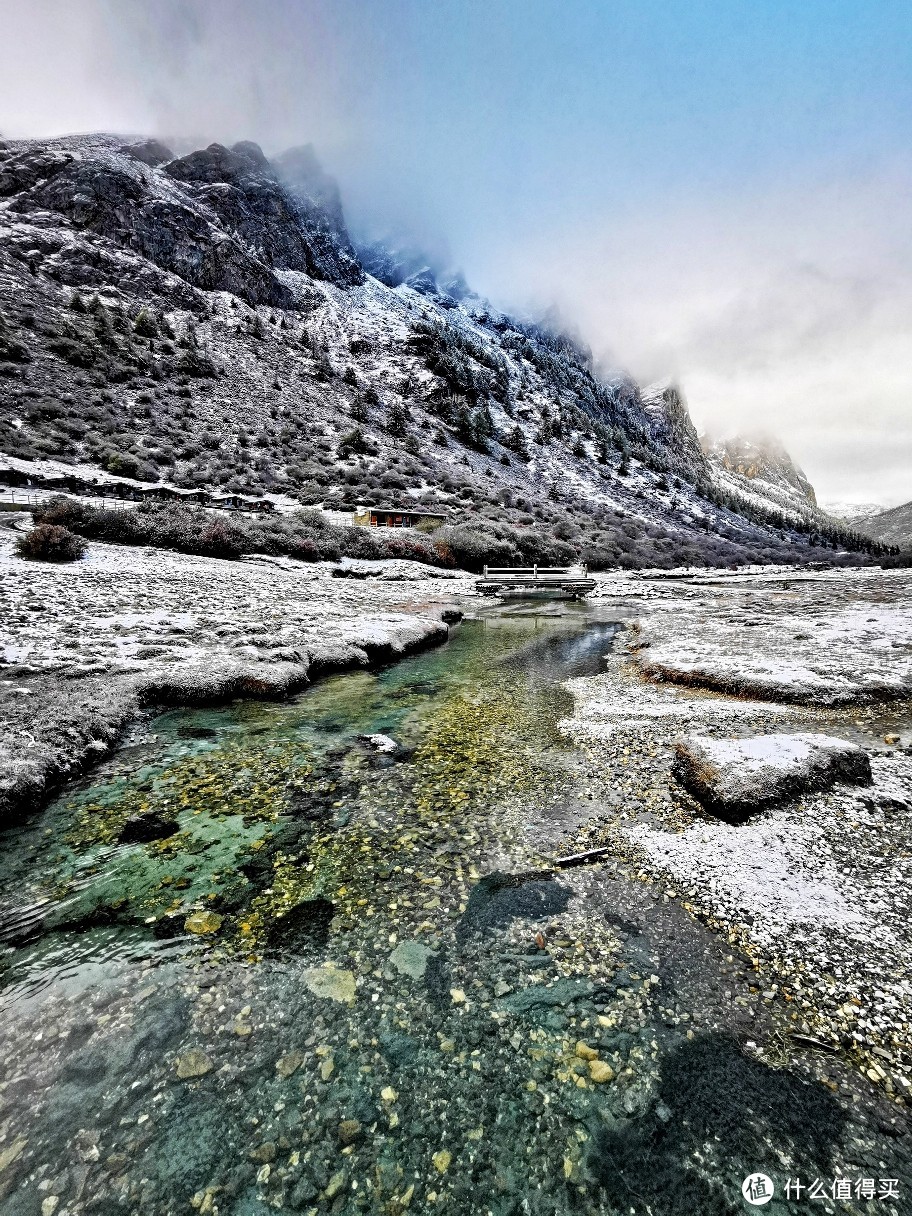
640 381 706 478
0 132 887 568
703 432 821 521
0 134 362 309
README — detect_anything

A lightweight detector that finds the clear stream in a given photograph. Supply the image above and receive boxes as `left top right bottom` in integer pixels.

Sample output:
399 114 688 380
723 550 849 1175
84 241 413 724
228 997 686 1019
0 604 905 1216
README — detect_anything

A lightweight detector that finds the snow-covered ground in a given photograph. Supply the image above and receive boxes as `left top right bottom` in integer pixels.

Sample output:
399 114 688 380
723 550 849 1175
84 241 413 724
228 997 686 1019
628 568 912 704
0 518 472 819
562 565 912 1100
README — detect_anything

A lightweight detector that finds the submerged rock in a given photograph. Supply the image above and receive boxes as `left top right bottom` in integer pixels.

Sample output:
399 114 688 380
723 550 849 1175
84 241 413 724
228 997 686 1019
303 963 356 1003
184 910 223 936
672 732 872 821
276 1050 304 1079
338 1119 362 1146
389 939 436 980
174 1048 214 1079
118 809 178 845
588 1059 615 1083
266 897 335 953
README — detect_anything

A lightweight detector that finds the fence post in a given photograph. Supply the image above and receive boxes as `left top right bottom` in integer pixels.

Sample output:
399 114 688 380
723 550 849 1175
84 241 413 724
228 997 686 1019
533 564 538 579
483 565 488 577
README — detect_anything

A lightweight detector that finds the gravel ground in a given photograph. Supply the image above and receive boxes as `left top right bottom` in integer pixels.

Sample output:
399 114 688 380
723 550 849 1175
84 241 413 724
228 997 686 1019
562 566 912 1116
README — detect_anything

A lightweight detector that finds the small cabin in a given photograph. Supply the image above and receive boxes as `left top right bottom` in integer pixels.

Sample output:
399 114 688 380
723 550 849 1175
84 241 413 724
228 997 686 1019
210 493 275 514
354 506 448 529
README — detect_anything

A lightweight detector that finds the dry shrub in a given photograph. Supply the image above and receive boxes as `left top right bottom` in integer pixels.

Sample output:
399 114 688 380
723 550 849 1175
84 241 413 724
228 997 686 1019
16 523 87 562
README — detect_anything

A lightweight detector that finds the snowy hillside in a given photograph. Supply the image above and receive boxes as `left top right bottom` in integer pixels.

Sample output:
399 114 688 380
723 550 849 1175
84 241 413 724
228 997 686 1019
0 133 894 568
822 501 887 523
849 500 912 549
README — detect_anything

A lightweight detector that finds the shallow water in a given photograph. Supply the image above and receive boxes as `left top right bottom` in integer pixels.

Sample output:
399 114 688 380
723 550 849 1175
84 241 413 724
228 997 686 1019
0 603 904 1215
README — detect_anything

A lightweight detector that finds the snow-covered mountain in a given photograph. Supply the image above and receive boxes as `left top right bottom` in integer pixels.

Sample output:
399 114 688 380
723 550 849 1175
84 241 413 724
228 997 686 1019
702 431 822 523
849 500 912 549
0 132 894 568
822 501 888 523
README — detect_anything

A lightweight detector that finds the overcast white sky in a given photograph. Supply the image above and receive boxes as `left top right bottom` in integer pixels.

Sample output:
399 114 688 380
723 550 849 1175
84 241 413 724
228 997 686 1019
1 0 910 507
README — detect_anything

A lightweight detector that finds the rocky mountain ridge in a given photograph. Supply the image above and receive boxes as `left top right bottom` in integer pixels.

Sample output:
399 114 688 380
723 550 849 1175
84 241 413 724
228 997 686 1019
849 500 912 549
0 132 896 569
701 431 821 520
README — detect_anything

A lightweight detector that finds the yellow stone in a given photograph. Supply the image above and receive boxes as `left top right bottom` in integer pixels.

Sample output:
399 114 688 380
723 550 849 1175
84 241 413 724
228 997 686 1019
303 965 356 1004
185 910 222 936
575 1041 598 1061
0 1137 27 1173
432 1149 452 1174
588 1059 615 1083
276 1051 304 1078
381 1086 398 1102
175 1049 214 1079
449 988 466 1004
320 1057 335 1081
324 1172 345 1199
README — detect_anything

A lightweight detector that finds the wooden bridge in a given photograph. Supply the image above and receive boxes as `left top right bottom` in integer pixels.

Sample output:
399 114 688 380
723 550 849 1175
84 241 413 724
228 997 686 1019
475 564 597 598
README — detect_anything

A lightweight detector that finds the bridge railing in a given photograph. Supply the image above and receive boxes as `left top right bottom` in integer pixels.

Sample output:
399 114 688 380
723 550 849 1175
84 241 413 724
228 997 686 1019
481 564 588 579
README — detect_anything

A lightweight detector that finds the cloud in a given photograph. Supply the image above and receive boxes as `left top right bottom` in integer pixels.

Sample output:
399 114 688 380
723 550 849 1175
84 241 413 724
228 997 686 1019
476 163 912 506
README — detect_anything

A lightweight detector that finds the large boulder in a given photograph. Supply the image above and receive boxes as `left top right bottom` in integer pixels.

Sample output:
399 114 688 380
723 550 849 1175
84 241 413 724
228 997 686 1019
672 732 872 821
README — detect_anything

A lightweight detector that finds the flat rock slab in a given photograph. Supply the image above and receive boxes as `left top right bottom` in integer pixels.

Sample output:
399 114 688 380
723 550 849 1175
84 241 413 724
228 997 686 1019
672 732 872 821
388 939 436 980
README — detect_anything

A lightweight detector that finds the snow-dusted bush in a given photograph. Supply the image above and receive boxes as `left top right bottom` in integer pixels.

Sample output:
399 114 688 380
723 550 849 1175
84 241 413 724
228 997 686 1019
16 523 87 562
34 497 250 559
32 497 454 568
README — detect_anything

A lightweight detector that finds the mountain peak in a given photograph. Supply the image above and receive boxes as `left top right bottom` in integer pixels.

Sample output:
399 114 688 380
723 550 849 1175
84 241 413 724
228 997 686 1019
703 431 818 514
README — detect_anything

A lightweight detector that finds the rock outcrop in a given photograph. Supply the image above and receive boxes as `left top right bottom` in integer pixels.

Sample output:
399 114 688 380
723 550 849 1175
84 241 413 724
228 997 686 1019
703 431 820 520
1 134 362 307
672 732 872 821
640 381 706 478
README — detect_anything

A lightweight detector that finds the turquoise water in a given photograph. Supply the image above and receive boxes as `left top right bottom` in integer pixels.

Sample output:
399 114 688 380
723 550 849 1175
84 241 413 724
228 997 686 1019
0 604 899 1215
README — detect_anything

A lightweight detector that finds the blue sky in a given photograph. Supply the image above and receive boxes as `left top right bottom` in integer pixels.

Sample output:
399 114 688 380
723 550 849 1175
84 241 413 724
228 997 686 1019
2 0 911 503
331 0 912 233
